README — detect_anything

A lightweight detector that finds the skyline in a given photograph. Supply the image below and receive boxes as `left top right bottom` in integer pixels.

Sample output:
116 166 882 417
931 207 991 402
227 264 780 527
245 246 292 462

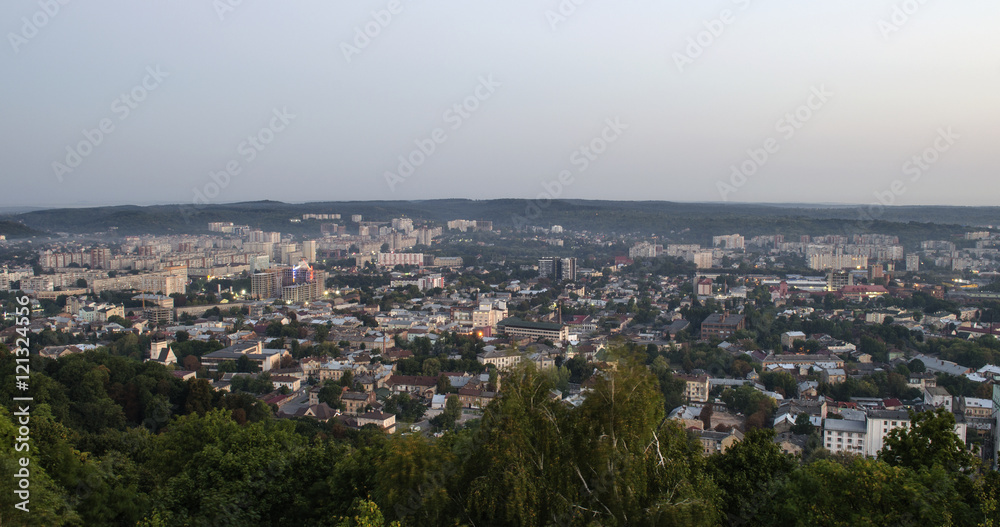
3 1 999 208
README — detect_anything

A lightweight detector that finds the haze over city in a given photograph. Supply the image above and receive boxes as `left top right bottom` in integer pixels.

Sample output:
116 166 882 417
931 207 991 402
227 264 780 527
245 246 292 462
3 0 999 208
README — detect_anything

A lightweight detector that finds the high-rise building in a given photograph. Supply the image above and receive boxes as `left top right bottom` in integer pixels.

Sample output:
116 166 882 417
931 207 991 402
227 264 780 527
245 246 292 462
90 247 112 269
252 260 326 302
827 270 854 291
391 218 414 233
302 240 317 263
559 257 576 281
693 251 714 269
629 242 659 258
378 253 424 267
249 231 281 244
906 254 920 272
809 251 868 270
538 257 577 281
712 234 745 250
251 270 281 299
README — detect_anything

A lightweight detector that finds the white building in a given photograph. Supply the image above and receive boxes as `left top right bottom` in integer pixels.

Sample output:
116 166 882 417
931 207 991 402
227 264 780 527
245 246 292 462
823 418 867 455
629 242 659 259
712 234 745 250
378 252 424 267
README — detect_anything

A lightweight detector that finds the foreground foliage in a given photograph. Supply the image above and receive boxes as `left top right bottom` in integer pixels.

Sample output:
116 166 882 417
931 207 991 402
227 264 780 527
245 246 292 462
0 348 996 526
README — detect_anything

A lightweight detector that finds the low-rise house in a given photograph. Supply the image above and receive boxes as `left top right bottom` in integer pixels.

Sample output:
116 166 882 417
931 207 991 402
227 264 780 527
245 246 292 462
458 387 496 409
906 372 936 389
700 313 745 340
775 431 808 456
912 354 971 377
667 405 705 430
676 374 710 403
781 331 807 349
342 391 375 415
38 345 86 360
270 375 301 392
354 411 396 433
293 403 338 422
477 346 523 371
665 319 691 339
924 386 954 411
387 375 438 398
699 428 744 455
821 368 847 385
959 397 994 419
798 381 819 398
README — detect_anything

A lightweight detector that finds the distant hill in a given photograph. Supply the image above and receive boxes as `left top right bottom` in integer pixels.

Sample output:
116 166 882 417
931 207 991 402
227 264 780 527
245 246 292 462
0 219 44 238
13 200 999 247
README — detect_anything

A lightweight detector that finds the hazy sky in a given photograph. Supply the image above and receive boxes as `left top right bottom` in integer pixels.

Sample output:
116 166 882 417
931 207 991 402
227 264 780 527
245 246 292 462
2 0 998 209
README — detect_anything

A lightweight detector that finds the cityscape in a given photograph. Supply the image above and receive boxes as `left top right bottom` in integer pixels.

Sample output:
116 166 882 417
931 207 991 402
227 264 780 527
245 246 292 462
3 1 1000 526
1 202 999 525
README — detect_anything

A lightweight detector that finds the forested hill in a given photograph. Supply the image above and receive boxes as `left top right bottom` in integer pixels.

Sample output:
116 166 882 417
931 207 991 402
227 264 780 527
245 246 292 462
0 220 44 239
11 200 999 245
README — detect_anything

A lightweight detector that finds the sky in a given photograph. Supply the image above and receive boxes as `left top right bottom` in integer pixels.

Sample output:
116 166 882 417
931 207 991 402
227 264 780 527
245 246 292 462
2 0 998 209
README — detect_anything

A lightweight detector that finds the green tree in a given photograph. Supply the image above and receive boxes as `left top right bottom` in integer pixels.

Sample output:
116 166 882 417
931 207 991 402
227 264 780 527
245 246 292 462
430 395 462 431
768 458 969 526
708 429 795 525
790 412 815 435
184 379 215 416
319 381 344 410
340 370 354 389
235 354 257 373
338 498 401 527
721 385 776 417
878 408 975 473
314 323 330 344
107 315 132 328
382 394 426 423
